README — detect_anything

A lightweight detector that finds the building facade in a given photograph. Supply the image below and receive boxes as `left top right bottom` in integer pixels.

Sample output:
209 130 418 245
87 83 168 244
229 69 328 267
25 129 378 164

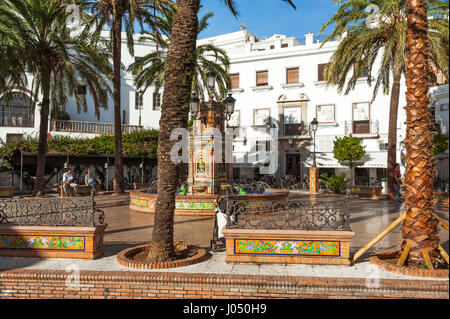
1 29 448 186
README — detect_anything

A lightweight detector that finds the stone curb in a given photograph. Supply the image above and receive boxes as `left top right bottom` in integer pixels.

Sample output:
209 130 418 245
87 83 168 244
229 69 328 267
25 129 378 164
116 244 209 270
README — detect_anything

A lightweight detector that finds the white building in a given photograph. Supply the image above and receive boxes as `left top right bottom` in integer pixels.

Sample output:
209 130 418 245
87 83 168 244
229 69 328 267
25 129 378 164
1 29 448 186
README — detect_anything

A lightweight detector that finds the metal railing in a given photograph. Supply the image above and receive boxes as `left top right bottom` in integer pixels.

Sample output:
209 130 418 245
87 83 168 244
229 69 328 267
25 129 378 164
216 195 351 231
435 177 449 192
354 176 382 187
344 120 379 135
50 119 142 134
0 195 105 226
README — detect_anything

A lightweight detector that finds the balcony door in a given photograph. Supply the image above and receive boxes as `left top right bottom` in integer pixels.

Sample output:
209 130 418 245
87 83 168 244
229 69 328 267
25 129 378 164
352 102 370 134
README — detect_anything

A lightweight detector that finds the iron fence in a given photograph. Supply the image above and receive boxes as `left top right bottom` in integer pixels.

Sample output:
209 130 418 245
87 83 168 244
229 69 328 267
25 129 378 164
354 176 382 187
216 195 351 232
435 177 449 192
0 195 105 227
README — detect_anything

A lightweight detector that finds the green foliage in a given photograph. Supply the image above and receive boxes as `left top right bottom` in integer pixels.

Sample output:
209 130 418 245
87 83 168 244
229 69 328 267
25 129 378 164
333 135 366 166
320 173 348 194
431 131 449 156
51 106 70 121
0 129 159 169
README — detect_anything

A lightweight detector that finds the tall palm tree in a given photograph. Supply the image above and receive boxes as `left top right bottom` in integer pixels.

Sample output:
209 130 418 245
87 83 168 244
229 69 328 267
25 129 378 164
147 0 296 262
401 0 443 267
319 0 448 200
74 0 174 195
0 0 113 195
127 10 231 101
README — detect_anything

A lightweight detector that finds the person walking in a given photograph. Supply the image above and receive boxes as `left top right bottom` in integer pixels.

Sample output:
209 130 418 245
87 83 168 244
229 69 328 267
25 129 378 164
393 163 403 204
62 168 78 196
85 168 102 195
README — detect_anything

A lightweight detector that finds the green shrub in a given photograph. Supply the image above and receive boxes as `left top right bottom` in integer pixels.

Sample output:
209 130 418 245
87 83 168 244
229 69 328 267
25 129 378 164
320 173 348 194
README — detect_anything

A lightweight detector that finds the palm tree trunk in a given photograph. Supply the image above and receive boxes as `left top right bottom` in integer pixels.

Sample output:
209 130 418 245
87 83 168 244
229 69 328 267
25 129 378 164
401 0 439 266
147 0 200 262
34 66 51 196
112 12 124 194
387 70 402 200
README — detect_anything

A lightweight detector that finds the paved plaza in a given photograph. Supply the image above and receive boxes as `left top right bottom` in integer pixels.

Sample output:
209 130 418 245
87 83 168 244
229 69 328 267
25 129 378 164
0 191 448 281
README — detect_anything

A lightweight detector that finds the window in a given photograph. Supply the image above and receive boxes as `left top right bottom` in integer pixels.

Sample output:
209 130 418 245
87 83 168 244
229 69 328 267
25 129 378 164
354 63 369 78
352 102 371 134
77 85 87 95
0 92 33 127
317 63 327 82
281 43 288 48
316 104 335 123
283 107 302 135
256 71 268 87
286 67 299 84
135 91 143 110
229 73 240 90
254 108 270 126
153 92 161 110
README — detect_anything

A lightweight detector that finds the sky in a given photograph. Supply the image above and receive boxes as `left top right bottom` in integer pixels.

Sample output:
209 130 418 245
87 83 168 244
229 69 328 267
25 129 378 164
197 0 340 40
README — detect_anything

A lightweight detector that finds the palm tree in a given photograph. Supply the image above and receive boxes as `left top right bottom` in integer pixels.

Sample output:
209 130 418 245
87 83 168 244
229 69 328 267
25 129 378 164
127 10 231 101
400 0 443 267
0 0 113 195
147 0 297 262
319 0 448 200
74 0 174 195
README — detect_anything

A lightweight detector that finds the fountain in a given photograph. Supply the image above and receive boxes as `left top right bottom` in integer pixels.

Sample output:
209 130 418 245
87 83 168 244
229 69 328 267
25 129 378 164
129 70 288 215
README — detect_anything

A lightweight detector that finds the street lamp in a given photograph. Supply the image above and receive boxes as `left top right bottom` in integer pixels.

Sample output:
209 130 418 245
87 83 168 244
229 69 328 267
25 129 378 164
190 91 207 124
206 70 217 90
140 160 144 184
104 162 109 192
310 118 318 168
223 94 236 121
138 90 144 126
309 118 319 195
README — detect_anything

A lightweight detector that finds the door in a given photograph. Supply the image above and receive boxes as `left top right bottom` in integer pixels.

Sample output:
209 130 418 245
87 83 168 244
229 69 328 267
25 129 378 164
285 154 301 177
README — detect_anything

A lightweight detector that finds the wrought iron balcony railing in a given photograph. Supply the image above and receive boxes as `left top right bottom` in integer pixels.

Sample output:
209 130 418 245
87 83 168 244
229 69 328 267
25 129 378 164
345 120 379 135
50 119 142 135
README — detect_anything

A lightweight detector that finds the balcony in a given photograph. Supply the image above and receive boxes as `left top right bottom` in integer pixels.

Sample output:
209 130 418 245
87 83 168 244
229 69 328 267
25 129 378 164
50 120 143 135
345 120 379 136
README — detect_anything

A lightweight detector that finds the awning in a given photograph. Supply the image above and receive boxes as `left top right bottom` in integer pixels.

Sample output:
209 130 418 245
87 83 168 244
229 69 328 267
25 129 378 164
233 152 270 167
304 152 387 168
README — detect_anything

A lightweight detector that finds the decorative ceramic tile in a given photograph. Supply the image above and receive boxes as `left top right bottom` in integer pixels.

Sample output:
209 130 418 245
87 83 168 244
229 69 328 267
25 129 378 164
131 198 149 207
0 235 85 251
234 239 340 257
175 201 214 210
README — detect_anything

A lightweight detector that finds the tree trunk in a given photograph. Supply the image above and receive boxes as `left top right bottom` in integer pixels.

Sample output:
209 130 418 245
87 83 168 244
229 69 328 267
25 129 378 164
34 67 51 196
147 0 200 262
112 13 124 194
387 70 402 200
401 0 439 266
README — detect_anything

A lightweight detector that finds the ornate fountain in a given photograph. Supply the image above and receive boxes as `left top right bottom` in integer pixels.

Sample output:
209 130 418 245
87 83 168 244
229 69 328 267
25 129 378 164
129 71 288 215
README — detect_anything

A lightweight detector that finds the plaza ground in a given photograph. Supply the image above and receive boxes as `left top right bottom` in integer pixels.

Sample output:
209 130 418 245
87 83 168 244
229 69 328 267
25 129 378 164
0 191 448 282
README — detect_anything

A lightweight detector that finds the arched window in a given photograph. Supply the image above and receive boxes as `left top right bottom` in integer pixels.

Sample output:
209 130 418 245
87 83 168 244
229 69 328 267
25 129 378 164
0 92 34 127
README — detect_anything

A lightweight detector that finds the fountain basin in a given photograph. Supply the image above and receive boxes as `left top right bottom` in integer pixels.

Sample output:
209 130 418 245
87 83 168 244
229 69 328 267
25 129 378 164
129 189 289 216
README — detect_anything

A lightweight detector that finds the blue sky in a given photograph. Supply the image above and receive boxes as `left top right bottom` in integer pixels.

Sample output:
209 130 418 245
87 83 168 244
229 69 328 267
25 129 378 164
198 0 340 40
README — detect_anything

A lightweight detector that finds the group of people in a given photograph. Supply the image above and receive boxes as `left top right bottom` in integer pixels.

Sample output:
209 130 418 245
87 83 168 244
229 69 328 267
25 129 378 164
62 168 102 196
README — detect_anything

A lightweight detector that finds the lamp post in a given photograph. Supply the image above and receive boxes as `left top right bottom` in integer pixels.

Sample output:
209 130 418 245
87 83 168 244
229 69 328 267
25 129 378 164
104 162 109 192
138 89 144 127
309 118 319 194
140 160 144 184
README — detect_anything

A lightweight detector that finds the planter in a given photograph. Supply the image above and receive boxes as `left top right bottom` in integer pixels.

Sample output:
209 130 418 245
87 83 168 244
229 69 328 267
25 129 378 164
369 249 449 278
0 224 107 259
350 185 382 199
0 186 14 198
222 228 354 265
116 243 208 269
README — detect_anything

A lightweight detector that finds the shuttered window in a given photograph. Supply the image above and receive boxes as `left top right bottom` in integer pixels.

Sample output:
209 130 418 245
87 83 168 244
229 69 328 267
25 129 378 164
153 93 161 110
230 73 240 89
135 91 143 110
318 64 327 82
256 71 268 87
286 67 299 84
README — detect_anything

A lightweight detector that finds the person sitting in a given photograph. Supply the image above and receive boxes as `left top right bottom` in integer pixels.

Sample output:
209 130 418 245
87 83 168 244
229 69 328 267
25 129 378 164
85 168 101 194
62 169 78 196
